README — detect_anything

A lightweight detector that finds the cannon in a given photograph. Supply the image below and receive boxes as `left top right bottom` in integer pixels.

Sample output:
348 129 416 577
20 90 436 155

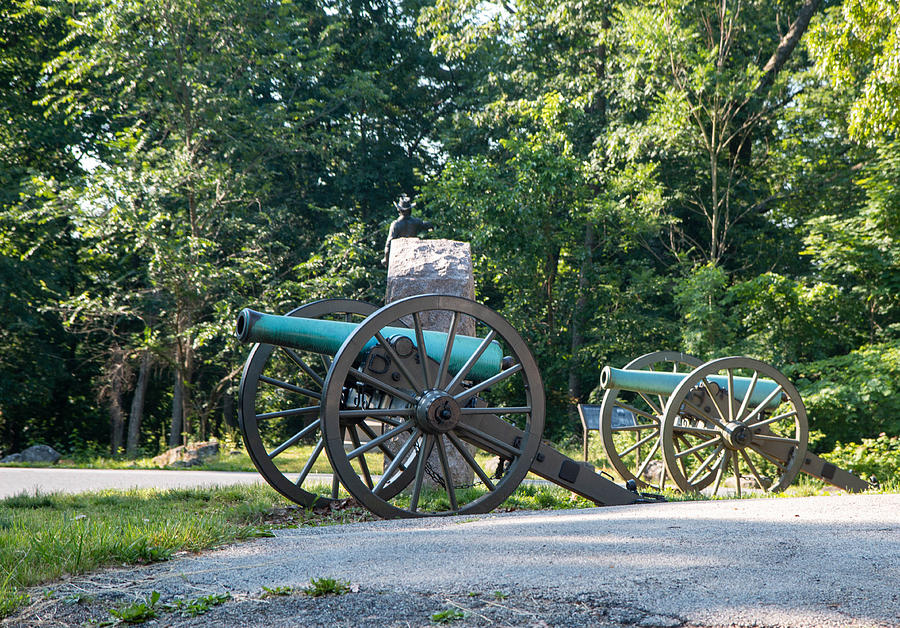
236 294 868 519
236 295 646 518
598 353 870 496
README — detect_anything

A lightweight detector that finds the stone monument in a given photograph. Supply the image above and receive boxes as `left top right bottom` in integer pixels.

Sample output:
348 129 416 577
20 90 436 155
385 237 477 487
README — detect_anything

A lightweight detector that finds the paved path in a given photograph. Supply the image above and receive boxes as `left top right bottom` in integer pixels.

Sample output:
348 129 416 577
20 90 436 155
8 493 899 627
0 467 331 498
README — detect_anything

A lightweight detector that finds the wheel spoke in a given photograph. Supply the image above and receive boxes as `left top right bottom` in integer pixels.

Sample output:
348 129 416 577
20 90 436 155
673 424 719 436
257 405 319 421
446 431 495 491
733 453 742 498
749 410 797 429
753 434 800 445
258 375 321 400
279 347 324 388
349 429 374 489
459 406 531 415
373 428 421 494
338 408 415 420
735 370 759 422
435 436 458 511
347 420 415 460
445 330 498 394
454 363 523 405
610 423 661 433
633 436 662 481
712 450 729 495
268 419 321 459
742 384 785 426
727 369 735 422
612 401 660 423
687 443 724 485
454 422 523 458
412 312 433 391
331 473 340 499
295 438 325 487
673 435 721 460
409 434 433 513
348 367 417 405
637 391 662 416
434 310 461 389
618 430 659 457
374 331 424 394
748 443 788 471
680 398 729 431
740 449 768 491
701 377 729 424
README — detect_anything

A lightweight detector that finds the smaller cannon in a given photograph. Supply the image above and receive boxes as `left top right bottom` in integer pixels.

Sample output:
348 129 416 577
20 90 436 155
598 353 869 496
237 295 646 519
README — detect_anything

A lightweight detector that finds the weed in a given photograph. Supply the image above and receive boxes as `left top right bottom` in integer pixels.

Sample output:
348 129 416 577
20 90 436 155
62 593 94 605
0 590 29 618
108 591 159 624
303 576 351 597
430 608 465 623
162 592 231 617
493 590 509 600
261 585 294 598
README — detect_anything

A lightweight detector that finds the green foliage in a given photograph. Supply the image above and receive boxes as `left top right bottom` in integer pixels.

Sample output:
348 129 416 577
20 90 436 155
0 484 289 619
108 591 160 624
162 592 230 617
823 434 900 483
785 341 900 451
431 608 465 624
810 0 900 141
303 577 351 597
261 585 294 598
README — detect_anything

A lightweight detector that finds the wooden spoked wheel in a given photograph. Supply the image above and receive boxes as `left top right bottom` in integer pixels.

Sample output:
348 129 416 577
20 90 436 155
599 351 703 491
661 357 809 496
320 294 545 518
238 299 414 507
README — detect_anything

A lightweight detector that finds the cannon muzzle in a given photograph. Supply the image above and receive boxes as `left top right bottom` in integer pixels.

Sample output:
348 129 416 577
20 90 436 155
600 365 784 410
236 308 503 381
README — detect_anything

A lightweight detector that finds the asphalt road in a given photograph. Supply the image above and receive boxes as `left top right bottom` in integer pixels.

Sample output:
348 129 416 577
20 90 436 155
0 467 317 498
6 493 899 627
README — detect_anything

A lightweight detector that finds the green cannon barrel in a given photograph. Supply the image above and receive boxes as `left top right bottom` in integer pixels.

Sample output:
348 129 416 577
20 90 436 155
236 309 503 382
600 366 784 410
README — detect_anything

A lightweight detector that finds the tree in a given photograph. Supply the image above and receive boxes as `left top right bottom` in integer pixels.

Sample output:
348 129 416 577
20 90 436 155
0 1 102 454
810 0 900 142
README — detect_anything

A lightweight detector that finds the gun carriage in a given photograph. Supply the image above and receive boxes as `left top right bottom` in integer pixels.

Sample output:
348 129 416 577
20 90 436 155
236 295 868 519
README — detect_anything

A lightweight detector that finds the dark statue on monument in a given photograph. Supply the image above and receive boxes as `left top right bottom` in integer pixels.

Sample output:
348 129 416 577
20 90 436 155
381 195 433 266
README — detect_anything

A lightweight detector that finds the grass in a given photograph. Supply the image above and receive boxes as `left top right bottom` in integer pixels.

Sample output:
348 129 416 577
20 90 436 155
3 441 896 621
0 483 373 620
303 576 351 597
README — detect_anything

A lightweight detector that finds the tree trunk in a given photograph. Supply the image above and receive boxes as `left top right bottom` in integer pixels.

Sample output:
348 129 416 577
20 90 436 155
125 350 151 458
106 345 130 456
169 368 184 447
568 222 595 427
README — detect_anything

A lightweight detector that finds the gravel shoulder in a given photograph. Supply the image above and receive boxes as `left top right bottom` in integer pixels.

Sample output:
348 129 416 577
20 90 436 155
5 493 899 627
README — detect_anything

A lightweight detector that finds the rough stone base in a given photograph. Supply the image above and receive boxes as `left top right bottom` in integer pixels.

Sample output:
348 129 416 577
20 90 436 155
151 441 220 468
385 238 476 488
0 444 62 464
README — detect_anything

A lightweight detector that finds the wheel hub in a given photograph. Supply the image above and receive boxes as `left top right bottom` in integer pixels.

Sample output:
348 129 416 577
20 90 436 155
416 389 461 433
722 421 752 449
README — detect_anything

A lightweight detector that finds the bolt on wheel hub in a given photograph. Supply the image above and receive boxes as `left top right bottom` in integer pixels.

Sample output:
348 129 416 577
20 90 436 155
416 389 461 433
723 421 752 449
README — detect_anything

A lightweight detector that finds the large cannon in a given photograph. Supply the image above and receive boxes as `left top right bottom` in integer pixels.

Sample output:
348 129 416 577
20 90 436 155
236 295 868 519
597 352 870 496
236 295 644 518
